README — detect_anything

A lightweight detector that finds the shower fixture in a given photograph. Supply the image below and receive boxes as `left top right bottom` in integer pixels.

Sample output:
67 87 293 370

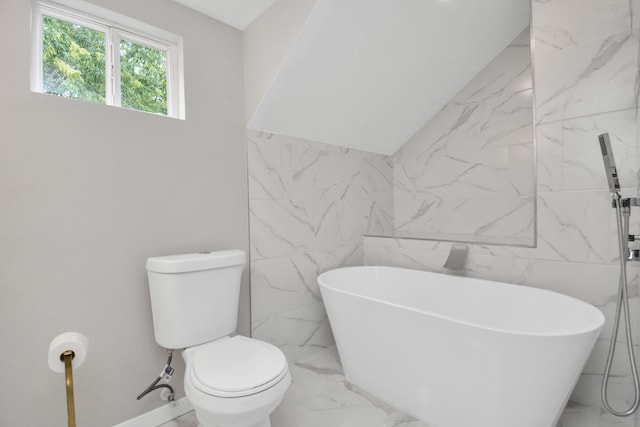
598 133 620 193
598 133 640 416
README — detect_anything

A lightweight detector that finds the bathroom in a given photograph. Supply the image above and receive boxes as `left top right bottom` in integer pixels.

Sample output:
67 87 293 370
0 0 639 426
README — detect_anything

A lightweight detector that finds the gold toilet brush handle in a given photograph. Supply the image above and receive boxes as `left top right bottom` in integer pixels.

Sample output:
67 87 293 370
61 350 76 427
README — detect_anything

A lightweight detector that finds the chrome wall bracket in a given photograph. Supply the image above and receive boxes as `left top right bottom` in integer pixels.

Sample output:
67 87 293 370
613 197 640 262
612 197 640 208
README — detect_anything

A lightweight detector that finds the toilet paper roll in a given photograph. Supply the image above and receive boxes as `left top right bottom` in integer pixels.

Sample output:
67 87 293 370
48 332 89 373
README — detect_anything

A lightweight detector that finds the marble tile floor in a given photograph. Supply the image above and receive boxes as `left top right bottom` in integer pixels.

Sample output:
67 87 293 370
159 346 635 427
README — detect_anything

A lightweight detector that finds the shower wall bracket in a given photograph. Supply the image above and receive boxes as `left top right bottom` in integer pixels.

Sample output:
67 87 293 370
612 197 640 262
611 197 640 208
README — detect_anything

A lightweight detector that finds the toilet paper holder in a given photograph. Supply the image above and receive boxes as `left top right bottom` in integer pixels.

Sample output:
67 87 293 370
61 350 76 427
48 332 89 427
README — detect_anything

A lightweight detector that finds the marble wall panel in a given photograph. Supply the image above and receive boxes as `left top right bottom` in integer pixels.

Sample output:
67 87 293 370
249 198 317 259
537 121 564 192
479 87 533 150
248 131 393 358
291 140 393 203
536 191 611 263
456 29 532 107
292 143 368 201
393 193 534 242
533 0 638 124
562 110 638 191
250 243 364 358
508 143 535 196
393 28 534 244
393 102 482 197
532 0 636 46
248 135 292 200
478 34 533 150
536 109 639 198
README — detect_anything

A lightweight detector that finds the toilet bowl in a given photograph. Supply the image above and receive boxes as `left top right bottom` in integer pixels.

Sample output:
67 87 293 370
182 336 291 427
145 251 291 427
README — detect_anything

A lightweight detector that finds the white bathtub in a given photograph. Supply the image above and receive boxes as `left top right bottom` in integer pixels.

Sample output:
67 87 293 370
318 266 604 427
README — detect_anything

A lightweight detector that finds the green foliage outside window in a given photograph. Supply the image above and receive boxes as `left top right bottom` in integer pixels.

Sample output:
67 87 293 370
42 15 168 115
120 39 167 115
43 16 106 102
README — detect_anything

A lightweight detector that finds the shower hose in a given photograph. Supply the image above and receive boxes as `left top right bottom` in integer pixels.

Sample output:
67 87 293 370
601 194 640 416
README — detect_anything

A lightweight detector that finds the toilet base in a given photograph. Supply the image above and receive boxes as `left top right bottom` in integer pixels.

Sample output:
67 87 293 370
183 343 290 427
185 368 290 427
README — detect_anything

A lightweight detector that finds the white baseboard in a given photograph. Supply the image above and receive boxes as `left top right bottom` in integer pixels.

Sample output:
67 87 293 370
113 397 193 427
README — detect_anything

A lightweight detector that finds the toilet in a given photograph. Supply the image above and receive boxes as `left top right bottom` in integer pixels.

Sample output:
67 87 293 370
146 250 291 427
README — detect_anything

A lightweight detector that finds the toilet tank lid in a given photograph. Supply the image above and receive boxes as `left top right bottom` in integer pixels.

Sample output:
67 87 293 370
146 250 246 274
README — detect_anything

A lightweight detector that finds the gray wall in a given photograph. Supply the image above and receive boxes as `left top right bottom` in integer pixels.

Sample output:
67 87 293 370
0 1 248 426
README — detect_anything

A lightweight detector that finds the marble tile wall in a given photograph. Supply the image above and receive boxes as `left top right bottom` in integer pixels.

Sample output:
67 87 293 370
364 0 640 422
248 130 394 360
393 29 535 245
247 0 640 423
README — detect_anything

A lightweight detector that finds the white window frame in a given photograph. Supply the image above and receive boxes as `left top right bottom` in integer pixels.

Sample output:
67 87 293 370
31 0 185 119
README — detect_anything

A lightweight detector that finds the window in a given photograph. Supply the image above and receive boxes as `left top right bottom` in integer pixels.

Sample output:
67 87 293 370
31 0 184 119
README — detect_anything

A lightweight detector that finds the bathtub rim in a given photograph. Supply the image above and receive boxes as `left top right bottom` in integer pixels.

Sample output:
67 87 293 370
318 266 605 338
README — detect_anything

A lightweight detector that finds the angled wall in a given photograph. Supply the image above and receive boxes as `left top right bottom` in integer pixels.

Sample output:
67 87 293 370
247 0 529 154
243 0 317 122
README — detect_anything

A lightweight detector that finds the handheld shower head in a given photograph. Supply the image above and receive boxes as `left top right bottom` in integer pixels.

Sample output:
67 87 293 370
599 133 620 194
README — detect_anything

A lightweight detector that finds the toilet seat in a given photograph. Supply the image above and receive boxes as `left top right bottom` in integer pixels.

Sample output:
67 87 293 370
189 336 288 398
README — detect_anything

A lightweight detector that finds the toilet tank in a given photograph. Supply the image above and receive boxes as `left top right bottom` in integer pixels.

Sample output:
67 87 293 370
146 250 246 349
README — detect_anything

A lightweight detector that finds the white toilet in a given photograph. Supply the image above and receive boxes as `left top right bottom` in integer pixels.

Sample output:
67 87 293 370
146 250 291 427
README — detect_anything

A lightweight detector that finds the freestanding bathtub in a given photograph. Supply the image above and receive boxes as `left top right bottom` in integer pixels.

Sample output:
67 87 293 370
318 266 604 427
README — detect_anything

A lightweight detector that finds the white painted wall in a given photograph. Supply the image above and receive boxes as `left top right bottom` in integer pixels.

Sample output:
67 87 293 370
0 1 248 426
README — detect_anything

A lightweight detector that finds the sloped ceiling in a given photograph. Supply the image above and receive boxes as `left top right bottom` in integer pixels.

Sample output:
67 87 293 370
172 0 276 30
176 0 530 155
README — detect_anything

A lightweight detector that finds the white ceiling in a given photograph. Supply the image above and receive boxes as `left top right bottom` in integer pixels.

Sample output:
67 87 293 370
175 0 530 155
172 0 276 30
